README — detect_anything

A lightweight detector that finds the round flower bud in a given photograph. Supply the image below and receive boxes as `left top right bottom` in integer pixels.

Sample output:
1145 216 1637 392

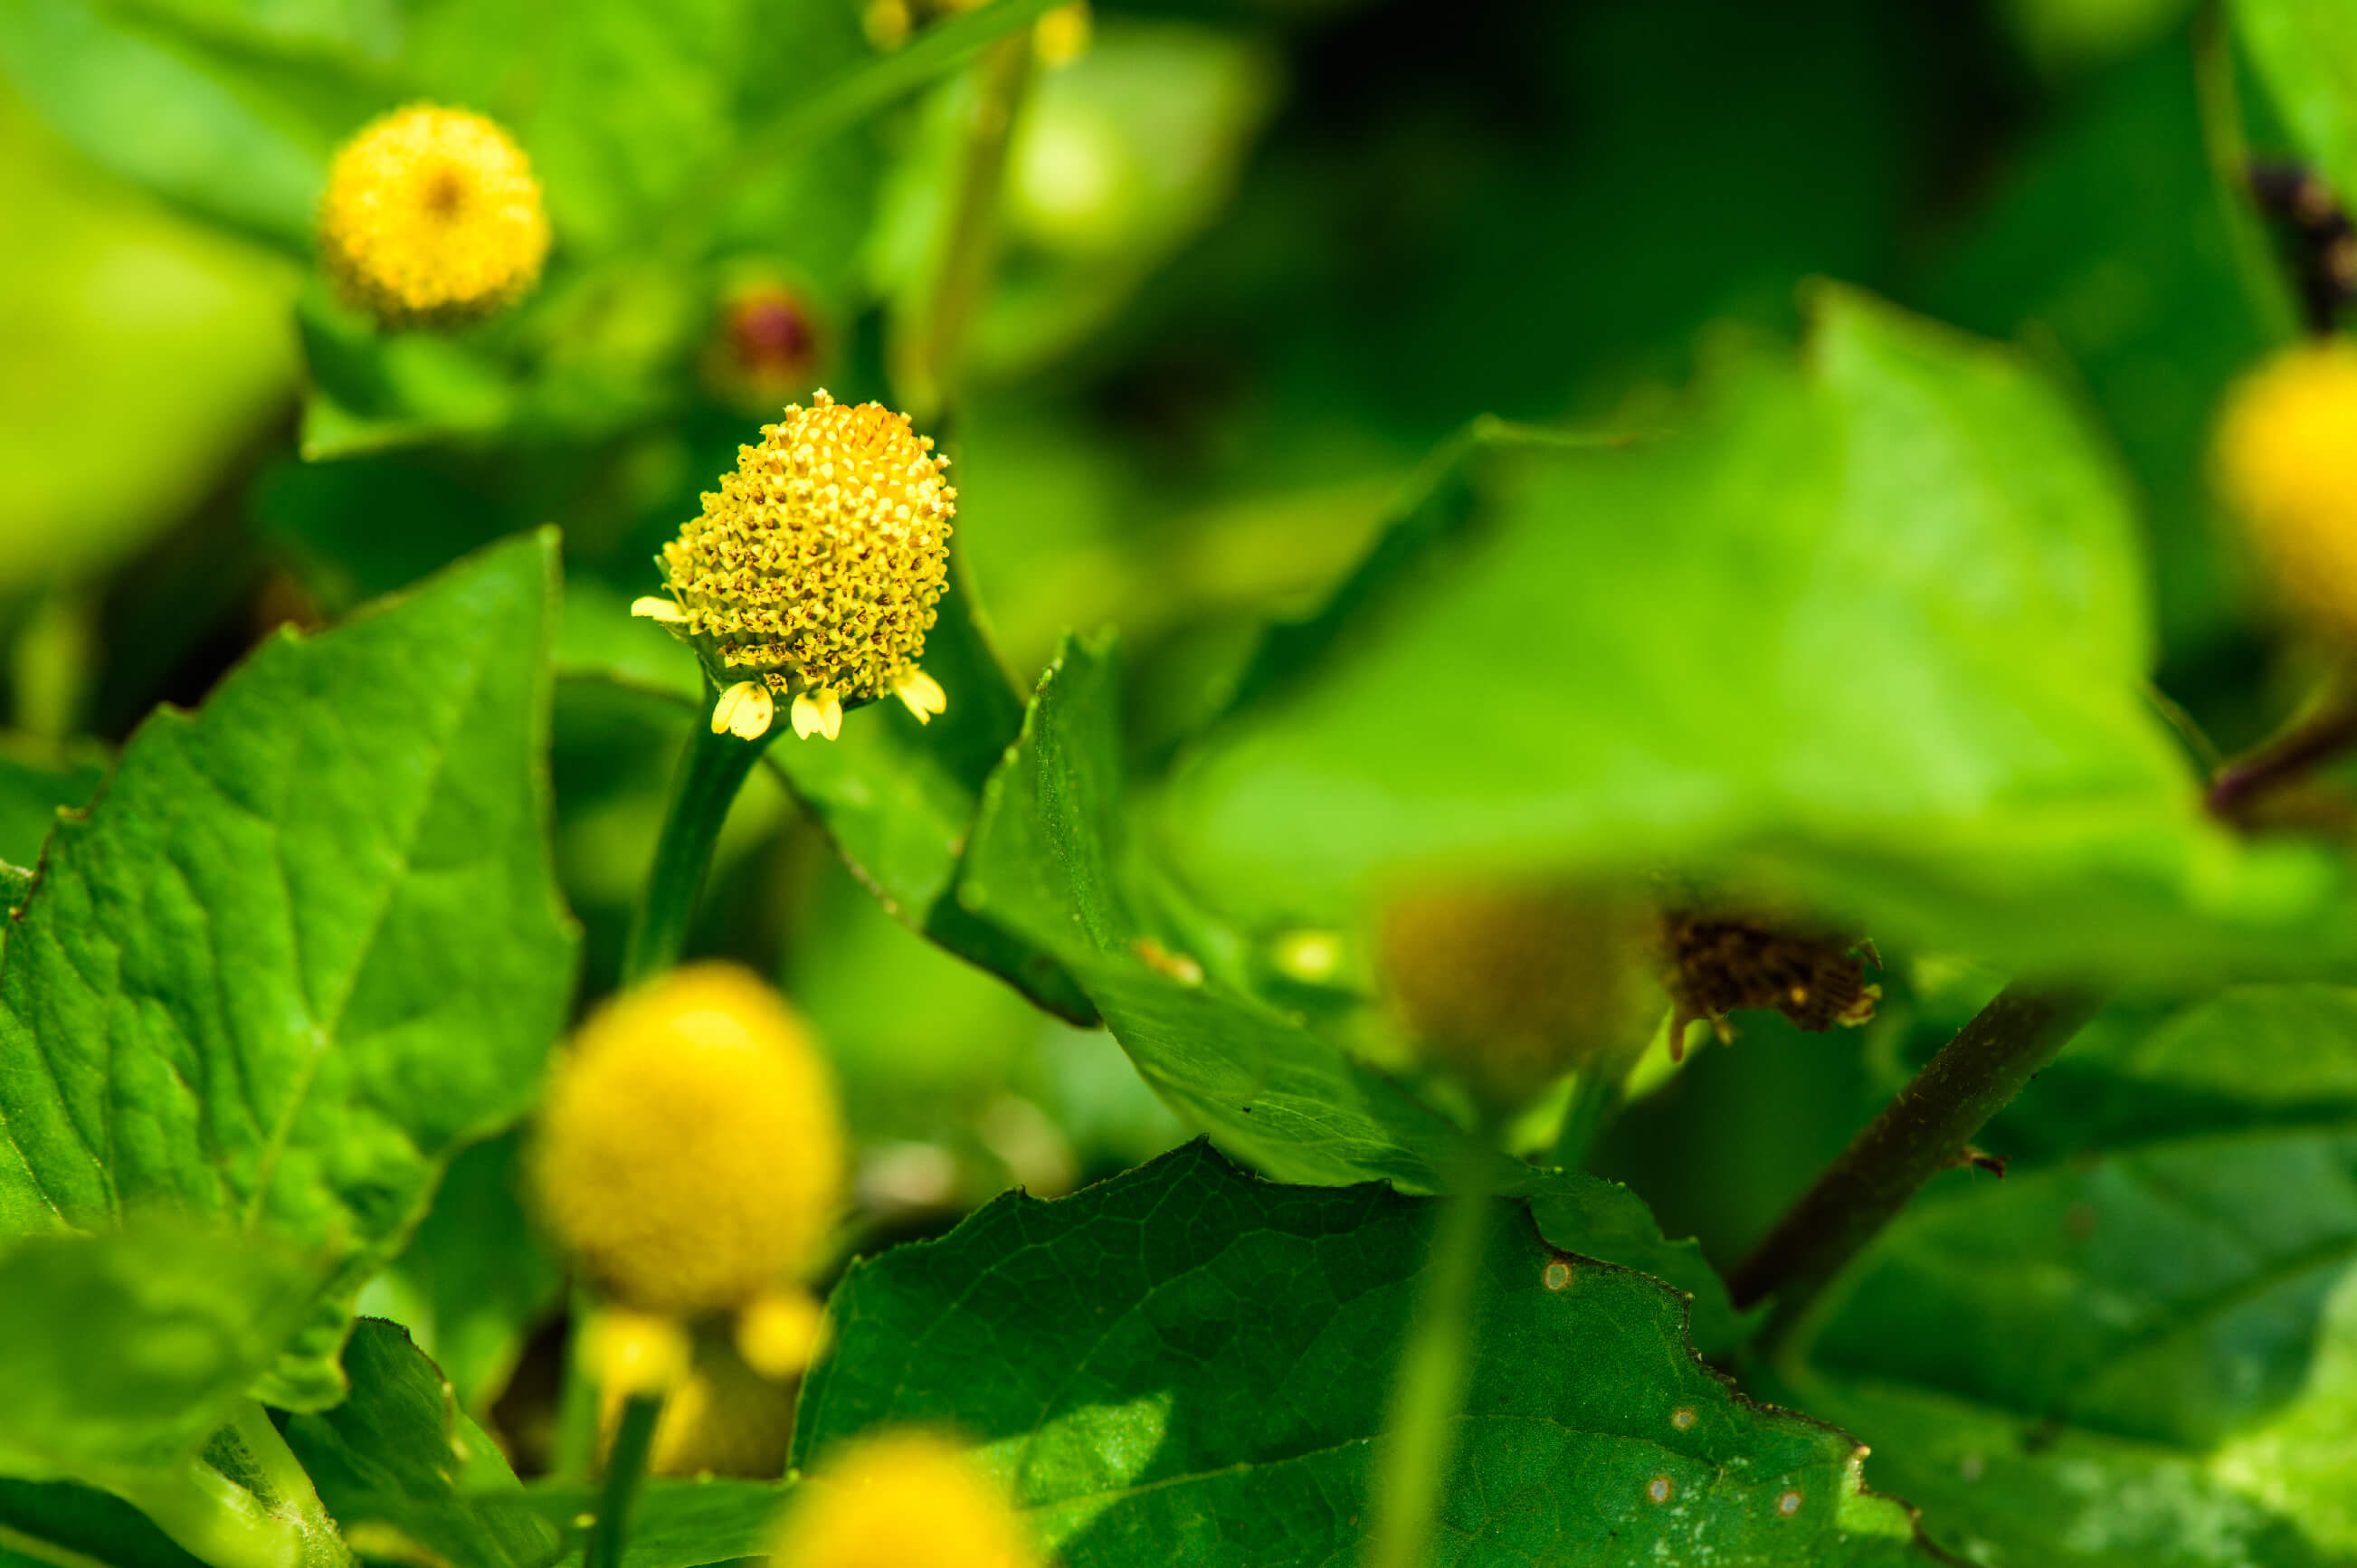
318 105 549 328
1660 909 1879 1060
635 391 955 742
584 1309 694 1398
1377 885 1654 1112
2216 343 2357 641
600 1335 797 1479
703 275 824 413
531 964 845 1316
773 1430 1039 1568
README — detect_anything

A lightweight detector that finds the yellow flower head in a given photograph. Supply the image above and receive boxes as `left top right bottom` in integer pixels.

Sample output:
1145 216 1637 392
2216 342 2357 641
1377 884 1655 1111
531 964 845 1316
318 104 549 328
634 391 954 743
774 1430 1039 1568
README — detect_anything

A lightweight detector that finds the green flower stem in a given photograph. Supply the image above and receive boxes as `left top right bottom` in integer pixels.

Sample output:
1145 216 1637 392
1729 983 2104 1348
891 29 1034 425
116 1402 353 1568
584 1394 663 1568
1547 1072 1621 1171
1364 1136 1495 1568
622 704 775 985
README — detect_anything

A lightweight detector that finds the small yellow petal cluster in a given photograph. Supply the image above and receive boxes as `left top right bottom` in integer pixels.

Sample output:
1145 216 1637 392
531 964 844 1317
2216 343 2357 641
1377 885 1654 1111
637 391 955 742
774 1430 1039 1568
318 104 549 328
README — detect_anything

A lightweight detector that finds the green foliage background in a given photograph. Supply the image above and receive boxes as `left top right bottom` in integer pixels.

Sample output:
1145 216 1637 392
4 0 2357 1564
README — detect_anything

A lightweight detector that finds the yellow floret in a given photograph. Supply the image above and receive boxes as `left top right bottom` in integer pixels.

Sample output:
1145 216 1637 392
318 104 549 328
773 1430 1039 1568
2216 343 2357 641
531 964 845 1316
1378 885 1653 1112
638 390 955 739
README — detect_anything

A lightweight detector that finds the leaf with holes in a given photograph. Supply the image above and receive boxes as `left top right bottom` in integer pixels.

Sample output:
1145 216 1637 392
0 532 577 1410
795 1140 1942 1565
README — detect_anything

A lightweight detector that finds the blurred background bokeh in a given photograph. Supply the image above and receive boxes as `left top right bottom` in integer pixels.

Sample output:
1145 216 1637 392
0 0 2325 1460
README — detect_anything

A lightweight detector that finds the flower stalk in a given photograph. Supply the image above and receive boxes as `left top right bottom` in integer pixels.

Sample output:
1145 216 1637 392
1364 1134 1496 1568
584 1394 663 1568
621 706 775 986
1728 983 2104 1348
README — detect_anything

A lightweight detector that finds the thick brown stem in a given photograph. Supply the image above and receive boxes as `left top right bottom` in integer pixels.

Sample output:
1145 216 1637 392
1729 984 2104 1340
2206 700 2357 821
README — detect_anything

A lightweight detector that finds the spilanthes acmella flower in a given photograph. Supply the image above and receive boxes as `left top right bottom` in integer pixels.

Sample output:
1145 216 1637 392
2216 343 2357 641
531 964 845 1375
634 391 954 743
318 104 549 328
1378 885 1655 1111
773 1430 1040 1568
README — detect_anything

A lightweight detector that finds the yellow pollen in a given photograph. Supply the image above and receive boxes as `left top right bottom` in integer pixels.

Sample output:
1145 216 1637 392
2216 343 2357 642
647 391 954 739
317 104 548 328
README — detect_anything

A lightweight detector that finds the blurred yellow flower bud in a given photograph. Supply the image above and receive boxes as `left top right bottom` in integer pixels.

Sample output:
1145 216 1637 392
773 1430 1038 1568
598 1331 798 1479
318 104 549 328
2216 343 2357 641
1034 3 1090 68
531 964 845 1316
736 1286 830 1380
584 1309 694 1399
1377 885 1654 1112
634 391 955 741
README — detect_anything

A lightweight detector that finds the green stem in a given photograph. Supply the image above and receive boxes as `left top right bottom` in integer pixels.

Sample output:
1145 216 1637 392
621 707 774 985
1728 983 2104 1349
584 1395 663 1568
1364 1139 1494 1568
890 30 1034 424
1547 1072 1621 1172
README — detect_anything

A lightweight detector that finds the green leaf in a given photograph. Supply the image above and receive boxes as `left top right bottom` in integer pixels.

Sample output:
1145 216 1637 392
795 1140 1939 1565
517 1479 784 1568
955 628 1758 1345
280 1319 557 1568
1161 285 2357 980
958 632 1487 1192
1916 31 2288 649
2236 0 2357 214
0 0 366 250
0 532 579 1410
0 1477 209 1568
361 1131 563 1419
0 1226 314 1483
1784 984 2357 1563
1528 1182 1765 1357
0 749 103 873
768 553 1095 1025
